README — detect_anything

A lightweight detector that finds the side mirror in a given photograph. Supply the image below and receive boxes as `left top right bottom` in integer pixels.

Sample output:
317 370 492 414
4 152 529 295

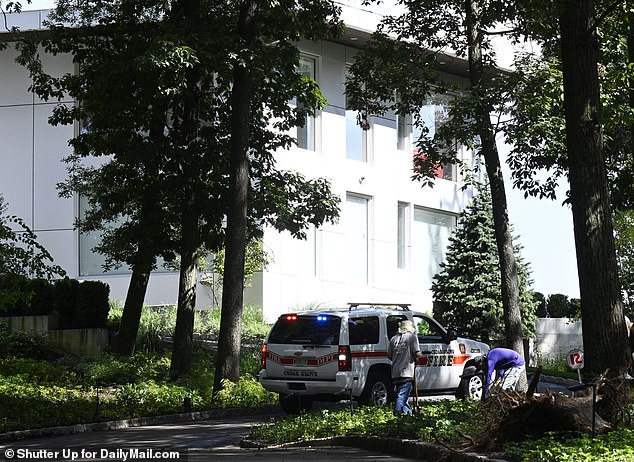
444 329 458 343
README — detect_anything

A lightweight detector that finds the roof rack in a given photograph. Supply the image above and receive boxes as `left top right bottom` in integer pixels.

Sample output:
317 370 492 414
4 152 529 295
347 302 411 311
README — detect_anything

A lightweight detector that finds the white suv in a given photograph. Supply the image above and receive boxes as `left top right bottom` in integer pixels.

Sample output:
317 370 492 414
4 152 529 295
259 303 490 413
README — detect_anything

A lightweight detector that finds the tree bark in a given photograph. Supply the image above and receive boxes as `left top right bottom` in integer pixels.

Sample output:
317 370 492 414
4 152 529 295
213 0 257 395
559 0 630 388
465 0 525 361
114 105 167 356
114 265 150 355
171 192 199 377
170 0 202 378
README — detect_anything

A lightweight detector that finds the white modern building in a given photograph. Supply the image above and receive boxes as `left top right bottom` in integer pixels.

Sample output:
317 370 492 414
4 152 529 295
0 2 477 322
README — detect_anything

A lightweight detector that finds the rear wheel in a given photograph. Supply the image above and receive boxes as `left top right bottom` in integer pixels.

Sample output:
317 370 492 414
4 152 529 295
456 373 484 400
359 372 392 406
279 394 313 414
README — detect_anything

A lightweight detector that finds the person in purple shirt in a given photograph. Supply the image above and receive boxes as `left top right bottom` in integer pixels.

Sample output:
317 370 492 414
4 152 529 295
481 347 525 399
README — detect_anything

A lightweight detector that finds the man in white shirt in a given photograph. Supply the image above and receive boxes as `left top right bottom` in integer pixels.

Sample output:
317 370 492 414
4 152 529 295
387 319 424 414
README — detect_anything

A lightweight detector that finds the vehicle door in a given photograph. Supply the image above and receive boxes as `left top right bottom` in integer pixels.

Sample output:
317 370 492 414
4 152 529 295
413 314 457 392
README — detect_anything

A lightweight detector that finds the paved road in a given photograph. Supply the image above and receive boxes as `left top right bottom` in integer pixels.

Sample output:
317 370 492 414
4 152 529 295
0 412 418 462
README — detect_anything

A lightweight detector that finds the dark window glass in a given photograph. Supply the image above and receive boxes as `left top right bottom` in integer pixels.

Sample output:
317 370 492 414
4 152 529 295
268 315 341 345
348 316 380 345
386 315 407 340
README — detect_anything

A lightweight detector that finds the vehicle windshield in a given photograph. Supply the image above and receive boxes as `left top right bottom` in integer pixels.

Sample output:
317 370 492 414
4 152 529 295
267 315 341 345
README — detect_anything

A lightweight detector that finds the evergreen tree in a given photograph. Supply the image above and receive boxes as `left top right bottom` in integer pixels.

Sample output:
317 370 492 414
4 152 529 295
432 186 536 344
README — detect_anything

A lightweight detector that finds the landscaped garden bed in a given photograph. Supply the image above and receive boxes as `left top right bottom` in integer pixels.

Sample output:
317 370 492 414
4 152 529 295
0 303 276 434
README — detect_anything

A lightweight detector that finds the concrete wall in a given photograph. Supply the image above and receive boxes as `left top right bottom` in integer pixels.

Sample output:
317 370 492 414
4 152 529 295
531 318 583 366
47 328 109 356
1 315 52 334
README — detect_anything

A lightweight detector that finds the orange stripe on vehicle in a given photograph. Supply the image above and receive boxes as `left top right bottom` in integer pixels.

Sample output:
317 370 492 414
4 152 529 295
453 355 470 365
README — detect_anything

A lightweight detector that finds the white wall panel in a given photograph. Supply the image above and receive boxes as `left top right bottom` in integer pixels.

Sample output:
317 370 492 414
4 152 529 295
0 105 33 226
3 10 42 31
36 51 74 104
33 103 74 231
34 229 77 276
0 47 33 107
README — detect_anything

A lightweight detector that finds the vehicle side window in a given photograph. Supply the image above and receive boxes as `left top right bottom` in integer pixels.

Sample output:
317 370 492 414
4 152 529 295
349 316 380 345
414 316 444 342
386 315 407 339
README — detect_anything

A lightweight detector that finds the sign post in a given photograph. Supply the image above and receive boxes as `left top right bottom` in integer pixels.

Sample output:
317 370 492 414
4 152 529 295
566 348 584 383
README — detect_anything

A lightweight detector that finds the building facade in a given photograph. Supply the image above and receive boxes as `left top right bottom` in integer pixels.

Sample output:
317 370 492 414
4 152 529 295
0 3 476 322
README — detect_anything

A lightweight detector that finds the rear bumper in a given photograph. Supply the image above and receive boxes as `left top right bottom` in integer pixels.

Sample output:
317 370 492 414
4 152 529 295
259 370 363 397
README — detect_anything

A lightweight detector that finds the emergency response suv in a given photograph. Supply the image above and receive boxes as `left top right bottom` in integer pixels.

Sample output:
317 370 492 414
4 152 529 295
259 303 490 413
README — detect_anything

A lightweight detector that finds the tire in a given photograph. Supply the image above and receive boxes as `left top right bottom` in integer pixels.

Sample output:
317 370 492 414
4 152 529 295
359 372 392 406
455 373 484 400
279 394 313 414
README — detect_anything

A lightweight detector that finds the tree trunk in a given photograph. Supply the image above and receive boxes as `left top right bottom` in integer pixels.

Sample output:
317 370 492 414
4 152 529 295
213 1 257 395
171 193 199 377
559 0 630 392
114 105 167 356
169 0 202 378
114 265 150 355
465 0 525 362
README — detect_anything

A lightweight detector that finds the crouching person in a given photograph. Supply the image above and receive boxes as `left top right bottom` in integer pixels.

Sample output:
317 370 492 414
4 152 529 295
481 347 526 399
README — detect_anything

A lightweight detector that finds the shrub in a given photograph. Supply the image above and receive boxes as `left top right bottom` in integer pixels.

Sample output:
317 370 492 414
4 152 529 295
76 280 110 328
0 357 73 384
0 322 51 359
249 401 481 444
63 352 170 385
54 277 79 329
0 274 47 316
0 377 97 432
108 382 202 418
28 278 55 315
214 375 277 408
506 429 634 462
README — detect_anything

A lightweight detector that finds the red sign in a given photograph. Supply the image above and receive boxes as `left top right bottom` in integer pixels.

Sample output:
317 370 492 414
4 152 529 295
566 349 584 370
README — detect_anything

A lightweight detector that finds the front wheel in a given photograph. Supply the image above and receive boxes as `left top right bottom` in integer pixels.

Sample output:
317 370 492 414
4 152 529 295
359 372 392 406
279 394 313 414
455 373 484 400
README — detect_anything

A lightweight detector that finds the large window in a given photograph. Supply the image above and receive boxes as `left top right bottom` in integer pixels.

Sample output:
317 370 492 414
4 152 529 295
345 68 366 161
397 202 409 269
297 56 316 151
412 95 457 181
78 195 129 276
346 193 369 284
411 207 456 291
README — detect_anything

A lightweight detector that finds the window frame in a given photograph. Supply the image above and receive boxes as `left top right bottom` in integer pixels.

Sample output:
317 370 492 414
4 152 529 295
296 54 319 152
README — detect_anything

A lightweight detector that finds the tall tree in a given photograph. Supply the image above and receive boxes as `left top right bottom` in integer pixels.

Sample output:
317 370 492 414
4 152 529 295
348 0 526 360
506 0 632 385
559 0 630 388
214 0 342 393
432 186 537 345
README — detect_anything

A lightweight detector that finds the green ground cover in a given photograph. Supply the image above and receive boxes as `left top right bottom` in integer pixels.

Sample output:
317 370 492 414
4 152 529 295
249 400 634 462
0 304 276 433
